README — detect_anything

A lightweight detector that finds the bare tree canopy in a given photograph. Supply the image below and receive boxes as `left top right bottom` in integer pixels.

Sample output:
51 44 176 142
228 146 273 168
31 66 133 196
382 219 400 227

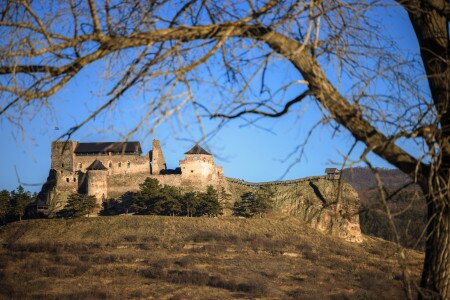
0 0 449 298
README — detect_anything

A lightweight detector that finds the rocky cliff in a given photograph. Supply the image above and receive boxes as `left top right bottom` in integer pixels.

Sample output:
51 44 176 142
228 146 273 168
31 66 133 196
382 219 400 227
226 178 362 242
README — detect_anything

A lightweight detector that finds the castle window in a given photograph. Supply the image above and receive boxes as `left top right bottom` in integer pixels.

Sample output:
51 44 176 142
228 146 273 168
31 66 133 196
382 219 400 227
60 170 63 174
127 161 130 168
191 170 194 173
118 162 121 167
73 178 76 182
66 178 69 182
108 161 112 168
62 163 64 168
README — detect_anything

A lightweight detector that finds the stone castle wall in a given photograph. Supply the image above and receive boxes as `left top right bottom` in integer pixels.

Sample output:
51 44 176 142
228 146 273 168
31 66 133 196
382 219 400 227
74 154 150 175
51 141 77 172
87 170 108 202
106 173 225 199
42 140 227 209
55 169 78 192
151 140 166 174
180 154 224 185
107 172 150 198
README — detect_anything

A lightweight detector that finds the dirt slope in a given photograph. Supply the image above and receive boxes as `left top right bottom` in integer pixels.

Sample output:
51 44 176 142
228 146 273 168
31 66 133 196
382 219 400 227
0 216 423 299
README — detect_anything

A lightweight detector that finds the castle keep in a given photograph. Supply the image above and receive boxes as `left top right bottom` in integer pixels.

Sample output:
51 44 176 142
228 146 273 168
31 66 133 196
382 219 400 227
39 140 225 210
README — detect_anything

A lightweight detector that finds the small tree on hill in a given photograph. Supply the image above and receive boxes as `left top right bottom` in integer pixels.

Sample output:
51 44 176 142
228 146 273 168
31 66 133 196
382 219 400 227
180 192 199 217
197 186 222 217
233 192 255 218
234 190 272 218
131 177 162 214
59 193 99 218
254 186 273 217
155 185 182 216
10 185 32 221
0 190 11 224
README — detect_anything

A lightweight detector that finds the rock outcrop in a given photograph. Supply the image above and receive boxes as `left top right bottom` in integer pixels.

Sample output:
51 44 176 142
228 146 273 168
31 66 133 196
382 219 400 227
227 178 363 243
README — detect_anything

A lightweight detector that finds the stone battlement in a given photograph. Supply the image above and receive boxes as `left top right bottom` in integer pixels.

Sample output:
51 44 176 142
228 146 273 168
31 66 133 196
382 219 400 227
39 140 226 211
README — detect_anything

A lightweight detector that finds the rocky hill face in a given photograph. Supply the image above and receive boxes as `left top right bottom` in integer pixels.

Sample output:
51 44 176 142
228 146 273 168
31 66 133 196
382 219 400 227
226 178 362 243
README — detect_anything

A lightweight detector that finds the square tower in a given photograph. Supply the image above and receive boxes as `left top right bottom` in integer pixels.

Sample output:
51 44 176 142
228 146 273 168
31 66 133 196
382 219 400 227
51 140 77 172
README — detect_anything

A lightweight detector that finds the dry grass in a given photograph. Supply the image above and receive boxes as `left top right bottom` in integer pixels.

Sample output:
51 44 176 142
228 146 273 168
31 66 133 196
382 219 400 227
0 216 423 299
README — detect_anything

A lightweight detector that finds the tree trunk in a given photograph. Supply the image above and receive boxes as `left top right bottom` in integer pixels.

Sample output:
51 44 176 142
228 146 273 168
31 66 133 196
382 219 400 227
420 172 450 299
404 2 450 298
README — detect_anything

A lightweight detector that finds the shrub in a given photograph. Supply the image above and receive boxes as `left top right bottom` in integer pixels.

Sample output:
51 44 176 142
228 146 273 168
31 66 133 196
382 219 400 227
233 191 271 218
0 190 11 224
10 186 32 221
196 186 222 217
58 193 99 218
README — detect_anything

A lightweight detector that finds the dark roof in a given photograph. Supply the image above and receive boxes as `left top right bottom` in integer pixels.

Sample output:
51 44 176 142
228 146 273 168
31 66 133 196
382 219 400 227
185 144 211 155
325 168 339 173
74 142 142 154
87 160 108 170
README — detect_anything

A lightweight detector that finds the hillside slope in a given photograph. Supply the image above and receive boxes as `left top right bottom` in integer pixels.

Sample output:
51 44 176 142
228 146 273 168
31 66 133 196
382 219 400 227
227 178 362 242
0 216 423 299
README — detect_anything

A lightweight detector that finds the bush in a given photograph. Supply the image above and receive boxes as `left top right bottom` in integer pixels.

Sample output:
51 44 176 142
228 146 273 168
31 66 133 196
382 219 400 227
233 191 271 218
130 179 222 217
196 186 222 217
58 193 99 218
10 186 33 221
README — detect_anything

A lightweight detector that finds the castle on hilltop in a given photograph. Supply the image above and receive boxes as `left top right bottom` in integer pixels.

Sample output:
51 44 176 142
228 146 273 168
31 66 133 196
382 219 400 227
37 140 225 211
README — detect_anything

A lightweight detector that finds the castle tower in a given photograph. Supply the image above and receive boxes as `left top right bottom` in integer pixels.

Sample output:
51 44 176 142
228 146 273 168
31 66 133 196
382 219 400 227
51 140 77 171
86 160 108 209
180 144 224 183
150 139 167 174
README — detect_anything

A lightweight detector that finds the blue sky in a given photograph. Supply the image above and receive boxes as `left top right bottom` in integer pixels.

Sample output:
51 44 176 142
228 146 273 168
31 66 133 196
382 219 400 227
0 3 424 192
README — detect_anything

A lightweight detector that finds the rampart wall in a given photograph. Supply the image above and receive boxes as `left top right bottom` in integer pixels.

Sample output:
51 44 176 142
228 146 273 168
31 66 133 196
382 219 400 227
107 172 150 198
55 169 79 192
74 154 150 175
226 175 326 187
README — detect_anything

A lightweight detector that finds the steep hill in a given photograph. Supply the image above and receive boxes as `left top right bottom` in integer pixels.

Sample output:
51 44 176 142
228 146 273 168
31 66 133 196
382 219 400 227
227 178 362 242
0 216 423 299
341 167 426 248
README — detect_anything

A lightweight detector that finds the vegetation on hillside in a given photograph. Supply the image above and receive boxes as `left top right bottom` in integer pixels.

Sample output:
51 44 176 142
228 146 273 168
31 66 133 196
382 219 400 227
0 216 423 299
58 194 99 218
233 190 272 218
107 178 222 217
0 186 34 224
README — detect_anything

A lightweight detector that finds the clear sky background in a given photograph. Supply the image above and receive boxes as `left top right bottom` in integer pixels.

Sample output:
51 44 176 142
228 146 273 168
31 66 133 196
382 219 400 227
0 3 423 193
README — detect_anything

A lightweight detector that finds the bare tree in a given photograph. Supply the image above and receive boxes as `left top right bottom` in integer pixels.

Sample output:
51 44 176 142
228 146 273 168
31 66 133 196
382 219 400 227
0 0 448 297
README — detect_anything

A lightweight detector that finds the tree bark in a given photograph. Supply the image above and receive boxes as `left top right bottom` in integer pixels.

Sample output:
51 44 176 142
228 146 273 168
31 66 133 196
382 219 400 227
420 173 450 299
405 1 450 298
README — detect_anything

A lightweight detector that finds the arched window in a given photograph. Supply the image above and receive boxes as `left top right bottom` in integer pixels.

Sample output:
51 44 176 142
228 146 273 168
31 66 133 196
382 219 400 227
61 163 64 168
118 162 122 167
73 178 76 182
108 161 112 168
127 161 131 168
66 178 69 182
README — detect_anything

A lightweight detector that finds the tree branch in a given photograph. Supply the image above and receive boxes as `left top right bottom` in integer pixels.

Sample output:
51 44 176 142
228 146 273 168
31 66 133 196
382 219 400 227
210 89 311 118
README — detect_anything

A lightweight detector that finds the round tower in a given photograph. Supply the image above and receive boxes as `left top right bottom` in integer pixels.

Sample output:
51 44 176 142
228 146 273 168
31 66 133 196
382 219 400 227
86 160 108 207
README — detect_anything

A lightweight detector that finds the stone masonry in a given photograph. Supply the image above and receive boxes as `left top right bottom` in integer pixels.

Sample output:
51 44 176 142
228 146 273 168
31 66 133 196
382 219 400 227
38 140 226 211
